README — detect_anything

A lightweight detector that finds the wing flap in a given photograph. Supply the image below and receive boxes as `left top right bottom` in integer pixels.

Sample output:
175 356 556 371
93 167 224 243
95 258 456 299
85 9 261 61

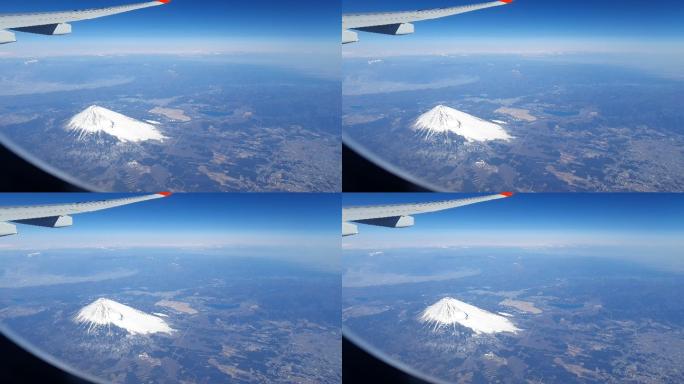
355 216 415 228
355 23 415 36
13 23 71 36
14 216 73 228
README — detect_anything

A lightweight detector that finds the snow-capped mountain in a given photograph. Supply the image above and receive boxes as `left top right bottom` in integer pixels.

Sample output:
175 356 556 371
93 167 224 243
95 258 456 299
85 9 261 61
66 105 167 143
75 298 174 335
413 105 512 143
420 297 520 335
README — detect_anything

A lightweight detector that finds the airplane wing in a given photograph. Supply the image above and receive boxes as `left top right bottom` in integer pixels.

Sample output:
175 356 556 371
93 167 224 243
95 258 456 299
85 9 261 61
342 0 512 44
0 0 170 44
342 192 512 236
0 192 171 237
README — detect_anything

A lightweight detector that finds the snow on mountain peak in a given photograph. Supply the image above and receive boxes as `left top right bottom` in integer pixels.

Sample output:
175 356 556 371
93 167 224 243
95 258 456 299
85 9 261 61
413 105 513 143
420 297 520 335
66 105 167 143
75 298 174 335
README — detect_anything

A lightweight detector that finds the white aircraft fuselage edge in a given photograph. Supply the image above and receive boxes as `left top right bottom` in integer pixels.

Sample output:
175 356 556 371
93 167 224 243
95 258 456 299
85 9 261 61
342 0 513 44
342 192 513 236
0 192 171 237
0 0 170 44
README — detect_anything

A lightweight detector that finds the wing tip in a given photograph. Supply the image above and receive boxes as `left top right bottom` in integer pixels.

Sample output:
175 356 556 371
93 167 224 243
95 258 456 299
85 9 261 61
157 0 171 4
500 0 514 3
500 192 514 197
158 192 173 197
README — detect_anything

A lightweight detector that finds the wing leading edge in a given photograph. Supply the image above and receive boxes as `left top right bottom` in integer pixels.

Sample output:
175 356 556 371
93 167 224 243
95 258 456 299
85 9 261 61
342 192 513 236
0 0 170 44
342 0 512 44
0 192 171 237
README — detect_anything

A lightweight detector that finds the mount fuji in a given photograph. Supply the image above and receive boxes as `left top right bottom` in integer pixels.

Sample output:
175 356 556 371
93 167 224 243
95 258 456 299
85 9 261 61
420 297 520 335
413 105 512 143
66 105 167 143
75 298 174 336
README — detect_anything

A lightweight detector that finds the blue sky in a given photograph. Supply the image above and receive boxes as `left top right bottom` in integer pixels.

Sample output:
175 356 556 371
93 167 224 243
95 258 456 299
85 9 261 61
0 193 341 255
1 0 339 56
343 0 684 56
343 193 684 252
344 0 683 40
